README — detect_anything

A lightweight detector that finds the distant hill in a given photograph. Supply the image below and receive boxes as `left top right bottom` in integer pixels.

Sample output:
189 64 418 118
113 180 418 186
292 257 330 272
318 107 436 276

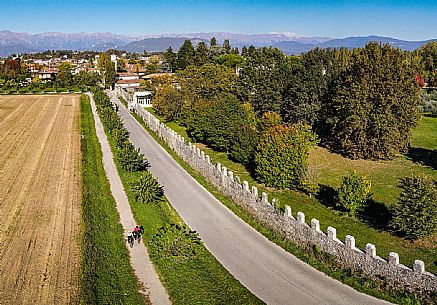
274 36 437 55
0 30 435 57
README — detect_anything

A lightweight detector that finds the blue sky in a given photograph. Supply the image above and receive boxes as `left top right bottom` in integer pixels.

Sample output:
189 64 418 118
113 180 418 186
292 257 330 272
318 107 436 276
1 0 436 40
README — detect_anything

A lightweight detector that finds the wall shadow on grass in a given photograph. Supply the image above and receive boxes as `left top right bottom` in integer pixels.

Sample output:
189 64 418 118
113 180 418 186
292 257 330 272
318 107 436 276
315 185 339 210
357 199 392 232
406 147 437 170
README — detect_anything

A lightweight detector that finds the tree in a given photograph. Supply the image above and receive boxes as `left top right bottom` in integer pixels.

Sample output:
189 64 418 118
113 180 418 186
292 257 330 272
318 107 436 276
163 46 176 72
391 174 437 240
326 42 421 160
186 93 250 151
152 83 184 121
97 52 108 76
230 124 259 166
215 54 244 69
194 42 209 66
254 123 319 189
237 47 292 115
56 62 73 86
210 37 217 47
337 171 371 217
131 171 164 204
416 41 437 87
176 39 194 70
104 59 116 89
223 39 231 54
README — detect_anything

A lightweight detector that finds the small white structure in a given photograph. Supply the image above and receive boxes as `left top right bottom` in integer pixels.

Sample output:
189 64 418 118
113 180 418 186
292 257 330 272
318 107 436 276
132 91 153 108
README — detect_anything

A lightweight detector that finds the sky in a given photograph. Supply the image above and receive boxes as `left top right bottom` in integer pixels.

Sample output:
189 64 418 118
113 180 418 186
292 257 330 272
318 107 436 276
1 0 436 40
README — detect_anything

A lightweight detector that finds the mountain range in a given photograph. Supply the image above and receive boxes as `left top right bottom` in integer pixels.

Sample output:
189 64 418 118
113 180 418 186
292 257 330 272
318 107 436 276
0 30 435 57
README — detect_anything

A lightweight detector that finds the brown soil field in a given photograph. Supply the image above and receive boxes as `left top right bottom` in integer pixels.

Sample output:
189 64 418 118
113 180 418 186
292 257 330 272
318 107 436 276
0 95 81 305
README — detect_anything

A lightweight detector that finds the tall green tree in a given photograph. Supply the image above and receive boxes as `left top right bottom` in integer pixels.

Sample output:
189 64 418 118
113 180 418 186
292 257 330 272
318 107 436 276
223 39 231 54
163 46 176 72
416 41 437 87
237 47 292 115
391 174 437 239
56 62 73 86
176 39 194 70
326 42 420 160
194 42 209 66
104 59 116 89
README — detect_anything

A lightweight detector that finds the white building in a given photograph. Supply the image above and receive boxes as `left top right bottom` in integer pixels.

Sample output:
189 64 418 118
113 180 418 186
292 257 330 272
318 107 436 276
132 91 153 108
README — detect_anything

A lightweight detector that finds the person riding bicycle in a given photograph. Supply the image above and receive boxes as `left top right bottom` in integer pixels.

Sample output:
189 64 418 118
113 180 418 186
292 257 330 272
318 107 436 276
133 226 141 243
139 225 144 235
127 231 134 246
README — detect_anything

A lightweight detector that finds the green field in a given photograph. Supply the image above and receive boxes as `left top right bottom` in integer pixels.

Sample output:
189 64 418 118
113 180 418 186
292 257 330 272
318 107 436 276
100 102 263 304
80 95 148 305
146 108 437 275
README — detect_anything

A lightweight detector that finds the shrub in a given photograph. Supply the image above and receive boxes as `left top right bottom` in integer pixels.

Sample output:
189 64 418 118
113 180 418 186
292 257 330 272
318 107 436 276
337 171 371 217
301 164 320 197
130 171 164 204
230 125 259 166
254 123 319 189
391 174 437 239
117 142 148 172
150 223 202 262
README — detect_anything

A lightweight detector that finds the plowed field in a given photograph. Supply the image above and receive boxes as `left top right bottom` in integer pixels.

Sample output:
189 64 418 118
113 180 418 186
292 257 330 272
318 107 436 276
0 95 81 304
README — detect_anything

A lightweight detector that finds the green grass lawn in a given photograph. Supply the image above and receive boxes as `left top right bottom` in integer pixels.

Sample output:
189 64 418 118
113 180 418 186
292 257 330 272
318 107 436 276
146 108 437 276
101 104 263 304
80 95 148 305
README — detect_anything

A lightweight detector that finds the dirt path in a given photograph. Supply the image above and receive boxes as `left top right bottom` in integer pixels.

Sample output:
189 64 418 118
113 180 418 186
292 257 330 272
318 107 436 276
88 93 171 305
0 95 82 305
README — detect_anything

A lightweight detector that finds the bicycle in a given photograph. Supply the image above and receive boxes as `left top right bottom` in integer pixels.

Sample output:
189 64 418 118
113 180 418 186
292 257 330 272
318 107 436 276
127 235 134 248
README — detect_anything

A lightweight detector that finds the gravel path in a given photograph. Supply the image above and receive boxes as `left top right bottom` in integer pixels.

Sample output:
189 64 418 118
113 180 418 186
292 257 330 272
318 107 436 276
108 90 392 305
88 93 171 305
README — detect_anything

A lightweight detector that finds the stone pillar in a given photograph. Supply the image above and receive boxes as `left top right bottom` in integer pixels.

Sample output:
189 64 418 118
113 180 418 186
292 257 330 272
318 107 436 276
311 218 320 232
228 171 234 181
196 147 201 157
262 192 268 203
243 180 249 191
413 260 425 273
271 198 277 209
201 151 205 160
217 163 222 173
206 155 211 164
365 243 376 258
297 212 305 224
251 186 258 197
222 166 228 177
327 226 336 240
388 252 399 266
284 205 292 217
345 235 355 249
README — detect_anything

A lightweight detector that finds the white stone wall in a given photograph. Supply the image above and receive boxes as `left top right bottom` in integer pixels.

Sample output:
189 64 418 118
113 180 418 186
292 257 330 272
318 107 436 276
135 105 437 297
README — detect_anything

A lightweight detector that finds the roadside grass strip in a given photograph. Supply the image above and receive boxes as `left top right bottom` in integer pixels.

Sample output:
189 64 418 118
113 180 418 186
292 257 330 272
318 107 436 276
97 92 263 305
79 94 148 305
136 108 435 305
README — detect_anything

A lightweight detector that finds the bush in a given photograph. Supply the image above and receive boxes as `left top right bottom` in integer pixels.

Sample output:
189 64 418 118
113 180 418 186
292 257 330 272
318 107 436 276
230 125 259 166
117 142 148 172
391 174 437 239
130 171 164 204
254 123 318 189
337 171 371 217
150 224 203 262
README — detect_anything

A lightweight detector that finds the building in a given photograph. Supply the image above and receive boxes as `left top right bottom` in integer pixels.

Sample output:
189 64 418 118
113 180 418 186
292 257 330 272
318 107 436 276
132 91 153 108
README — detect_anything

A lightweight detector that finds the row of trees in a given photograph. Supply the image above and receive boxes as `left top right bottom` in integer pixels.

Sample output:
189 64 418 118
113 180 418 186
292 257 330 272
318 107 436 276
163 37 242 71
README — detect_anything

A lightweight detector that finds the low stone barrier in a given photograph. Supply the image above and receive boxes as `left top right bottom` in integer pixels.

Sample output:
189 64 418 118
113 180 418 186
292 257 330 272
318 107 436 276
135 105 436 296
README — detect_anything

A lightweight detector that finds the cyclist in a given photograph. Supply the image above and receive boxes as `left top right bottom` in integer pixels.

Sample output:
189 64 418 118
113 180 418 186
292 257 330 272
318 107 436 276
133 226 141 243
127 231 134 247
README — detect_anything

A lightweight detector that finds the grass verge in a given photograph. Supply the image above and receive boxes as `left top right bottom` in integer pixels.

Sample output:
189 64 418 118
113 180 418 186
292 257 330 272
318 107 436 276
135 108 433 304
145 108 437 276
79 94 148 305
98 97 263 304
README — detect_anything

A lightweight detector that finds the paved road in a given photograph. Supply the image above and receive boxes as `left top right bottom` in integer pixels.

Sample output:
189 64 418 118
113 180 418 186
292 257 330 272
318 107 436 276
89 94 171 305
108 91 391 305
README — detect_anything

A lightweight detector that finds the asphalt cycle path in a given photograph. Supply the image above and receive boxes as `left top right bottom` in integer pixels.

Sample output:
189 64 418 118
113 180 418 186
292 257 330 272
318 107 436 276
108 90 391 305
88 93 171 305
